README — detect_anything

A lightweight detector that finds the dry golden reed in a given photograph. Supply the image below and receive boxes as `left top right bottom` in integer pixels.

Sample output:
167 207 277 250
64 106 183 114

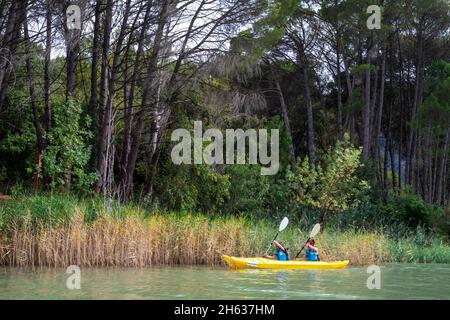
316 231 390 265
0 207 254 268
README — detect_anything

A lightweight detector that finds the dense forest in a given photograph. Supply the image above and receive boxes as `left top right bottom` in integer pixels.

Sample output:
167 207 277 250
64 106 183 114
0 0 449 244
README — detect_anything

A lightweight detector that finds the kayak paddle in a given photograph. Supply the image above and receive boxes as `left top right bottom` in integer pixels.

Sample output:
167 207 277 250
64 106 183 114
264 217 289 255
294 223 320 259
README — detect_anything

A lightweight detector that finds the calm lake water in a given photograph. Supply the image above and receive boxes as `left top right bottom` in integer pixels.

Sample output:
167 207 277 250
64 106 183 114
0 263 449 300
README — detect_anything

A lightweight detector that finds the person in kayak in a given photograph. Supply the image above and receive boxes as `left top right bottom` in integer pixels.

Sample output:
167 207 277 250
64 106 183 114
304 239 319 261
263 240 290 261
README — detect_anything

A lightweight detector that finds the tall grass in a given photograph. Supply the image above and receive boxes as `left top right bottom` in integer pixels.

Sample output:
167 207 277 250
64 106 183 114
0 194 449 267
389 239 450 263
0 208 253 267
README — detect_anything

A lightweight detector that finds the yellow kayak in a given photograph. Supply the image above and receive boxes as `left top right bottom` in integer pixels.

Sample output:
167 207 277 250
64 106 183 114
223 255 350 270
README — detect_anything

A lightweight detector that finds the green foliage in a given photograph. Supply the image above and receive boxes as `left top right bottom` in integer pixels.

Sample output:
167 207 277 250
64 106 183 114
262 169 299 218
384 192 444 229
155 162 230 213
237 0 299 60
436 205 450 240
0 99 39 187
224 164 270 216
151 103 231 213
290 134 371 220
419 60 450 135
42 101 97 192
343 87 363 113
351 63 378 75
268 116 292 170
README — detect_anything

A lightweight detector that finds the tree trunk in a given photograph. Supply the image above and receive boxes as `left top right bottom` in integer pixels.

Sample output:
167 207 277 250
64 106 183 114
65 4 82 100
143 108 171 196
407 21 424 186
122 0 171 199
369 58 379 156
383 100 393 203
336 33 343 141
88 0 103 136
95 0 113 193
119 2 153 197
23 16 45 152
96 0 132 194
390 141 396 192
275 79 296 169
298 42 316 167
343 57 356 144
362 54 371 159
374 48 386 156
0 1 26 110
383 136 390 202
140 0 206 199
436 129 450 205
24 13 46 191
44 0 52 133
397 33 404 193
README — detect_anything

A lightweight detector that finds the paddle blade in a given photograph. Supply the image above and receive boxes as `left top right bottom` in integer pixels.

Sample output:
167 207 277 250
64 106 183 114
279 217 289 232
309 223 320 237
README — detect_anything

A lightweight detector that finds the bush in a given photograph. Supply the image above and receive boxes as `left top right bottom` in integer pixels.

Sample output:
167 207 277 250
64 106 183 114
224 164 271 216
384 193 443 229
290 134 371 223
155 163 230 213
435 205 450 240
42 101 97 192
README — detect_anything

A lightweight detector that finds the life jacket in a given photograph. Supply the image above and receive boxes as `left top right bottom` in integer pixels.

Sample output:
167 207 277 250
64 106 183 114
306 248 318 261
276 248 289 261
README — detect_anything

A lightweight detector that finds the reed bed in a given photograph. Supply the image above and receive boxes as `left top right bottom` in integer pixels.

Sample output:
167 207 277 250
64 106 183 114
1 195 449 267
0 207 254 267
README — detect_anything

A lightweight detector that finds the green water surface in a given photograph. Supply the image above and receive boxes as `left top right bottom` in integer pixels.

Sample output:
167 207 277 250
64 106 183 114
0 263 449 299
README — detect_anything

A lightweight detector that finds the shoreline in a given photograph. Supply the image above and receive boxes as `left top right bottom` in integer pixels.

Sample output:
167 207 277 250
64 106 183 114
1 260 449 271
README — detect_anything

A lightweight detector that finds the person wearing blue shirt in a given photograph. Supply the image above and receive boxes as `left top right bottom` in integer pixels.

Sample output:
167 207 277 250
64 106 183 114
304 239 319 261
263 240 290 261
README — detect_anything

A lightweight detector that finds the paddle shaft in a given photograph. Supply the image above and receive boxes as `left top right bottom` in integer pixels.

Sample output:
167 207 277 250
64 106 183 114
264 232 279 255
295 237 310 259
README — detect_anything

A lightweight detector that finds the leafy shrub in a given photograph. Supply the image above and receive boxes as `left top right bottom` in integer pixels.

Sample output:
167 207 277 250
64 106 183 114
263 168 298 218
435 205 450 240
290 134 371 223
42 101 98 192
384 193 443 229
155 163 230 213
224 164 271 216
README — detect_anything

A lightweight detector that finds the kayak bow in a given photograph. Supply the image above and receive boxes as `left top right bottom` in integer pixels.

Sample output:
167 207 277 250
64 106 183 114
222 255 349 270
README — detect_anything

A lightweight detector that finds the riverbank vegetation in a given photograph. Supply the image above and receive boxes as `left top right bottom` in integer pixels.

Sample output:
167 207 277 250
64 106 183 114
1 193 449 267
